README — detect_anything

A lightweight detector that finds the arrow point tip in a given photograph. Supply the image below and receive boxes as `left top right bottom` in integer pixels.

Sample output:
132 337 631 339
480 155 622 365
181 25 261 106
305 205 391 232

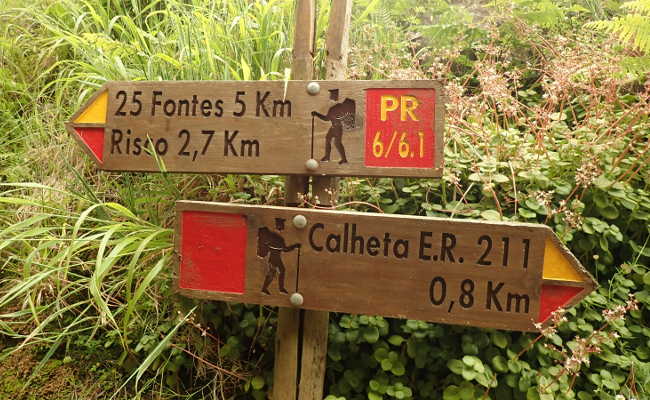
538 284 584 323
73 127 104 163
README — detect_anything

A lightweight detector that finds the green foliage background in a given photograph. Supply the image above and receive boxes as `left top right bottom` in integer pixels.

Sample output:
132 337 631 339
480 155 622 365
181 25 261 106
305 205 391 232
0 0 649 399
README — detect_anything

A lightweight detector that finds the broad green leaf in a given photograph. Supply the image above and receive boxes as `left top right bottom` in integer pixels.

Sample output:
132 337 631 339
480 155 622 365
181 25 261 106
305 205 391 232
493 173 510 183
459 383 474 400
251 376 265 390
388 335 404 346
481 210 501 221
443 385 460 400
381 358 393 371
461 367 477 381
468 173 482 182
492 355 508 372
362 326 379 343
594 176 612 189
507 359 522 373
448 359 464 375
643 271 650 285
519 208 537 218
368 391 382 400
462 355 476 366
526 387 541 400
492 332 508 348
374 347 389 361
599 205 619 219
392 361 405 376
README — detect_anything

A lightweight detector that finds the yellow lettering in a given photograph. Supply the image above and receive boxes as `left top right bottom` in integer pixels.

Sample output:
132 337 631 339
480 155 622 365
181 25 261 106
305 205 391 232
400 96 419 121
380 95 399 121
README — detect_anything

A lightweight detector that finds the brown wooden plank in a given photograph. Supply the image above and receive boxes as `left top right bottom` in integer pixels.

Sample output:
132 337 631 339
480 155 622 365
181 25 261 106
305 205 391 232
173 201 597 332
66 80 444 178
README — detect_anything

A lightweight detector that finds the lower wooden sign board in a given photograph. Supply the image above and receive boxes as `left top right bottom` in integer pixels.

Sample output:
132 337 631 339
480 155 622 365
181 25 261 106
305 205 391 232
174 202 596 332
66 80 443 178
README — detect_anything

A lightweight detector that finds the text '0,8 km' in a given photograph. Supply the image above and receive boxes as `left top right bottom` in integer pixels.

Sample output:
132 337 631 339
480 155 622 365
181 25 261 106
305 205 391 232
65 80 444 178
174 202 596 332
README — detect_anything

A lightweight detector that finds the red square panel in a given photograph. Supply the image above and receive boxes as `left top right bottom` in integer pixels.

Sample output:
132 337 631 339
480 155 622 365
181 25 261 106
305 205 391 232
179 211 247 294
364 88 436 168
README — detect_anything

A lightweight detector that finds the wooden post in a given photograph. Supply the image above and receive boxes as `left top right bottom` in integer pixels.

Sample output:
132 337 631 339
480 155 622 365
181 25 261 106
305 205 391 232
275 1 352 399
301 1 353 398
274 1 315 399
291 0 316 82
324 0 353 81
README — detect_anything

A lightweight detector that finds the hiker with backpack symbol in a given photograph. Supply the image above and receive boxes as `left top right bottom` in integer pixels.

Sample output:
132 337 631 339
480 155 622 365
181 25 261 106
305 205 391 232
310 89 356 164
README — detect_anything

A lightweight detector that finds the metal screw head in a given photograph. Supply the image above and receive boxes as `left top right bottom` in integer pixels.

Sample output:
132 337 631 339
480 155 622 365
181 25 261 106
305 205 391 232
306 81 320 95
305 158 319 171
292 214 307 229
290 293 304 306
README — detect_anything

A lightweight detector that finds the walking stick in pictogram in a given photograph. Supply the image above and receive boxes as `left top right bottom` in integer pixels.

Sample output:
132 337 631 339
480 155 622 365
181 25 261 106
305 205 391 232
295 245 302 292
311 114 315 159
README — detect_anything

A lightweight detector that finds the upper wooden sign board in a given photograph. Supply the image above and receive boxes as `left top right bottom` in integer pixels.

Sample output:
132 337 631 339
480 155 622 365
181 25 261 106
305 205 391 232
65 80 444 178
175 201 596 332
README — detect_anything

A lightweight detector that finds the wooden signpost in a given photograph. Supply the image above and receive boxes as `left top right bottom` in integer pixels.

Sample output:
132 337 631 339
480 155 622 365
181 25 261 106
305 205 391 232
65 80 444 177
175 201 596 332
65 0 598 398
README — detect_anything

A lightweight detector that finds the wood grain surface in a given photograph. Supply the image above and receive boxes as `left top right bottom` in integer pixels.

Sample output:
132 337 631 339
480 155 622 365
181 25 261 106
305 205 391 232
66 80 444 178
174 201 596 332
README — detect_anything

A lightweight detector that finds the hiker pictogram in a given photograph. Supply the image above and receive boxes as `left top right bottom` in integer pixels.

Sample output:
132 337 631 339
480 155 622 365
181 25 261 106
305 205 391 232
310 89 356 164
257 217 301 295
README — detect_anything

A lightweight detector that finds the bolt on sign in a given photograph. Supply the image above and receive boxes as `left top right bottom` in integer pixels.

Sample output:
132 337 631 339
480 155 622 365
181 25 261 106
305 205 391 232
175 201 596 332
65 80 443 177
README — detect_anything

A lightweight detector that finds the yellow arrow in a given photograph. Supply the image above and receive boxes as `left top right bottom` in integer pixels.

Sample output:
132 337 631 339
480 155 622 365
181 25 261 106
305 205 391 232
73 90 108 124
